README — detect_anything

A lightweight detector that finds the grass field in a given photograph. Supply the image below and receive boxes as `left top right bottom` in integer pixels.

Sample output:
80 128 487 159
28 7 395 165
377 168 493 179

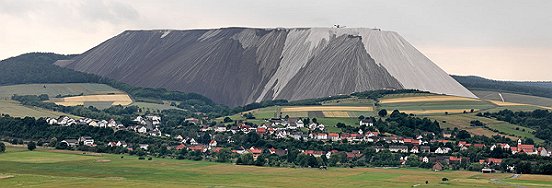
0 83 124 100
131 102 183 112
1 147 551 188
427 114 543 143
473 90 552 108
0 100 73 118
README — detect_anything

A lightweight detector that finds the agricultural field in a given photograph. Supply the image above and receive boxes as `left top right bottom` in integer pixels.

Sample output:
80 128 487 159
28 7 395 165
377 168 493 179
0 83 135 112
473 90 552 108
0 83 124 99
1 147 551 188
50 94 133 107
0 100 73 118
222 92 550 133
131 102 183 113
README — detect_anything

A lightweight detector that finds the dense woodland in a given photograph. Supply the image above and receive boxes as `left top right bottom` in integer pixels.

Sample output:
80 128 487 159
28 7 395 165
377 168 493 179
479 109 552 143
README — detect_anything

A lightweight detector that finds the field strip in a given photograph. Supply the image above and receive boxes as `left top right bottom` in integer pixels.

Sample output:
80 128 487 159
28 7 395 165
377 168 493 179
281 106 373 112
399 109 478 114
488 100 552 110
53 94 132 106
322 111 351 117
380 96 479 104
487 100 527 106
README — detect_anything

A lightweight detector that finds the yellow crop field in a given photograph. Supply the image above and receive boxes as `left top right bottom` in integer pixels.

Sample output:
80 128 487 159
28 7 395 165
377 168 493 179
53 94 133 106
281 106 373 112
380 95 479 104
488 100 527 106
322 111 351 117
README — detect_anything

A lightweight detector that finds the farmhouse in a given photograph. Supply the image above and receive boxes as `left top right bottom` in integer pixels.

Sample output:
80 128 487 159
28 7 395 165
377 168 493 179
432 162 444 171
360 119 373 126
78 136 95 146
389 145 408 153
61 139 78 147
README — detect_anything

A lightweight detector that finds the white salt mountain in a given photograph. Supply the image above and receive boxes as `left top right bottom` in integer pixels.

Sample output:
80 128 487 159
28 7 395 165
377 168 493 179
57 27 476 106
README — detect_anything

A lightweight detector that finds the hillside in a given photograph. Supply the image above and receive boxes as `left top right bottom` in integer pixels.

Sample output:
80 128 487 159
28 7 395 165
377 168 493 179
453 75 552 99
0 53 231 117
58 28 475 106
223 91 547 142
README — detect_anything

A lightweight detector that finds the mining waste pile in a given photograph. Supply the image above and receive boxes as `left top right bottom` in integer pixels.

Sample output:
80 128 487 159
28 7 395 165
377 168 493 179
58 27 475 106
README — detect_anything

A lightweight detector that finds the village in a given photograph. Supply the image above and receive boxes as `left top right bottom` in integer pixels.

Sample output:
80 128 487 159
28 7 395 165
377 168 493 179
42 114 551 172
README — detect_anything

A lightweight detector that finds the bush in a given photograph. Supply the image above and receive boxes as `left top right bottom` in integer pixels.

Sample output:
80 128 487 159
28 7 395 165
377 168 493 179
27 142 36 151
138 156 145 160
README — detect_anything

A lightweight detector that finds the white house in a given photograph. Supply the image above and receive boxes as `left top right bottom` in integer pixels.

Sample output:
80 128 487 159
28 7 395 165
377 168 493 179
410 146 420 154
434 147 451 154
360 119 373 126
136 126 148 134
422 156 429 163
116 141 128 148
215 126 227 133
61 139 78 147
296 120 304 128
209 140 217 147
78 136 94 146
389 145 409 153
139 144 149 150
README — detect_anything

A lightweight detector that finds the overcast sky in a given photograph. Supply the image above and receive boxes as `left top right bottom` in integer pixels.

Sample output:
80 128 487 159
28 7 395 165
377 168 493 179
1 0 551 81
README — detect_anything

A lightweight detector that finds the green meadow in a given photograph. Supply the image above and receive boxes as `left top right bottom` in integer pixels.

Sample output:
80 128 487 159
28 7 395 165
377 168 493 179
0 147 551 188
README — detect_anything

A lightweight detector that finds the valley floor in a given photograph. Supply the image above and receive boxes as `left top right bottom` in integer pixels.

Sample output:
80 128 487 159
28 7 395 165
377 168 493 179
0 147 550 188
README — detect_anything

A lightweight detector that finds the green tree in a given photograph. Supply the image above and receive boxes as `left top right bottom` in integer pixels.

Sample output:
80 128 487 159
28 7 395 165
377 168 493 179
456 130 471 139
0 142 5 153
223 117 233 123
216 148 232 163
27 141 36 151
255 155 267 166
239 153 254 165
378 109 388 117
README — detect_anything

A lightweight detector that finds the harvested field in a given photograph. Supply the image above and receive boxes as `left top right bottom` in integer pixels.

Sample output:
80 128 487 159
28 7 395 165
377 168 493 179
488 100 527 106
53 94 133 106
322 111 350 117
380 95 479 104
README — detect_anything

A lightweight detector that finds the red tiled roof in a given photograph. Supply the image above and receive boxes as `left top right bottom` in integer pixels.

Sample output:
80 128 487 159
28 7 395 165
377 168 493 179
188 145 206 152
518 144 535 153
212 147 223 153
175 144 186 150
249 147 263 154
449 156 462 161
328 133 340 137
473 144 485 148
304 150 325 155
486 158 502 164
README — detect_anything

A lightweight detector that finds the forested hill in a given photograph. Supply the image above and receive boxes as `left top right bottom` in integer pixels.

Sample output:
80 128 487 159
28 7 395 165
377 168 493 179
0 53 231 117
0 53 98 85
452 75 552 99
